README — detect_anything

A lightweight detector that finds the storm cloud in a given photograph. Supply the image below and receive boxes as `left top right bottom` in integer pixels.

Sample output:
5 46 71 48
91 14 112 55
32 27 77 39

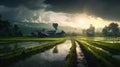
0 0 47 10
0 0 120 21
44 0 120 21
44 0 86 13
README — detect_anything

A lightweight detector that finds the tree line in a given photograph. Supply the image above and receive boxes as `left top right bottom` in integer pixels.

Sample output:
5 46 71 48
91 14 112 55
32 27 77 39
102 23 120 37
0 14 120 37
85 23 120 37
0 15 22 37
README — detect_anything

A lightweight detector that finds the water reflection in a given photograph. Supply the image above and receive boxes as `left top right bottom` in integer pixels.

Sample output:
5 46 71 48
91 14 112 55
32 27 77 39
112 55 120 60
53 46 58 53
75 42 87 67
8 40 72 67
0 41 50 56
0 41 49 50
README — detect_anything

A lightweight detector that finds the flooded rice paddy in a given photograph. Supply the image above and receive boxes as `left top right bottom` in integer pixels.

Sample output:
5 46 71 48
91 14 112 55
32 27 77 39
8 40 72 67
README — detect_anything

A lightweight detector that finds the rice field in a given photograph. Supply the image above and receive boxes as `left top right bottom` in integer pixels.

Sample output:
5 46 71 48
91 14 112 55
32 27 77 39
0 37 120 67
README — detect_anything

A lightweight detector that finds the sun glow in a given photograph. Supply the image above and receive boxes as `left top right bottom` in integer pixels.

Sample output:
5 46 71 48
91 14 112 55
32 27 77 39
37 11 120 29
73 13 119 29
79 19 85 25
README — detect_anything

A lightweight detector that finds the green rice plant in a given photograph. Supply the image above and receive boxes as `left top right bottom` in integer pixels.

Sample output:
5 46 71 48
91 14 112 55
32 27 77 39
25 39 65 53
0 48 24 59
0 37 66 41
65 39 77 67
0 39 65 60
76 39 117 67
86 40 120 54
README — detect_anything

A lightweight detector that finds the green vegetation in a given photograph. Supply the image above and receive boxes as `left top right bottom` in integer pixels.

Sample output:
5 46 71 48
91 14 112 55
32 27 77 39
0 36 120 67
65 39 77 67
88 41 120 54
0 39 65 60
25 39 65 53
102 23 120 37
0 37 65 41
76 37 120 54
76 38 120 67
0 48 24 59
0 37 66 45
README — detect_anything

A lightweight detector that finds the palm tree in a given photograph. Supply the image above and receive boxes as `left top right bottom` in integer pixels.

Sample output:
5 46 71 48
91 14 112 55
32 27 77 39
53 23 58 30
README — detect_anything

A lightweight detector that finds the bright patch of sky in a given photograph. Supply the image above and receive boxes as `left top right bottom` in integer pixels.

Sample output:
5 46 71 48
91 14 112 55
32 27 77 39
28 11 120 29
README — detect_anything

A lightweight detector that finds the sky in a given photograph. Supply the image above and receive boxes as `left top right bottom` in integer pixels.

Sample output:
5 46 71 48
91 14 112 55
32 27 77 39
0 0 120 29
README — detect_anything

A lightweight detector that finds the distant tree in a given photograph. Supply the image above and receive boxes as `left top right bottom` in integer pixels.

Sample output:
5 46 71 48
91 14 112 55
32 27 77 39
53 23 58 30
109 23 119 36
0 15 1 21
14 24 19 35
86 24 95 36
4 21 11 36
0 15 3 30
13 24 23 36
0 15 11 36
102 22 119 37
102 26 109 36
42 28 45 32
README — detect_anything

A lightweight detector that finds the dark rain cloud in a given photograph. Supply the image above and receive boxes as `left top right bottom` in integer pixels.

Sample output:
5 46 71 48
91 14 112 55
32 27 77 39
86 0 120 21
44 0 120 21
0 0 46 10
44 0 86 13
0 0 46 21
0 0 120 21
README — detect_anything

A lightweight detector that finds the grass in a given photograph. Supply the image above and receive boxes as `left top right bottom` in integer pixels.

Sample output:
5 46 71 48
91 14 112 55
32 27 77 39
65 39 77 67
0 37 66 45
0 39 65 60
1 36 120 67
0 48 24 59
24 39 65 53
76 39 120 67
89 41 120 54
0 37 66 41
97 41 120 50
76 37 120 54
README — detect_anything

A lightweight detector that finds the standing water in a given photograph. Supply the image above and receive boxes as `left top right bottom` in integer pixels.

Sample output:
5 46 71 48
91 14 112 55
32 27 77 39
0 41 50 56
75 42 87 67
8 40 72 67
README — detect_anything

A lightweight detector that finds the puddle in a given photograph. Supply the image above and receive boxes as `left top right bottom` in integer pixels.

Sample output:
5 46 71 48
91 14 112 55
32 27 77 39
8 40 72 67
75 41 87 67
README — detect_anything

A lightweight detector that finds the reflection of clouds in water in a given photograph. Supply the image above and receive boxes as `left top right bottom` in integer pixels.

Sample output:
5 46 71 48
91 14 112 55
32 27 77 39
76 42 87 67
40 40 72 61
8 40 72 67
1 41 47 50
